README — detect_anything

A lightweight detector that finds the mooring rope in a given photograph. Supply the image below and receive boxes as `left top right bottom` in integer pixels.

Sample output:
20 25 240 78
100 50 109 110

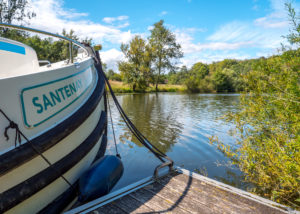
93 50 173 166
106 88 121 158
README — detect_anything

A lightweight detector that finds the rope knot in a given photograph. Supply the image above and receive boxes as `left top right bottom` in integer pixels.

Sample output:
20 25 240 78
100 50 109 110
4 121 22 147
9 121 18 129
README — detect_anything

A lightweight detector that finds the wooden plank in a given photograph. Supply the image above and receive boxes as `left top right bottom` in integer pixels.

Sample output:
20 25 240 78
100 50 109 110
83 170 289 214
169 173 286 214
178 167 289 213
112 195 155 213
146 181 221 214
90 202 127 214
157 174 251 214
129 188 192 214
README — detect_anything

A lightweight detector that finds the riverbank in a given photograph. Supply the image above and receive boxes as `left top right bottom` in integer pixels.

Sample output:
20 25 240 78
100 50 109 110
109 80 186 93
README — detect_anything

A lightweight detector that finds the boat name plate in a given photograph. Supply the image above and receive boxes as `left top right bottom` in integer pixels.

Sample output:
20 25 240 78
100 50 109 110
20 66 93 128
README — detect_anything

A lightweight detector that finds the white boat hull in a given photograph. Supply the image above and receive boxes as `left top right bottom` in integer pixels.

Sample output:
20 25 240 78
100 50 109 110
0 43 107 213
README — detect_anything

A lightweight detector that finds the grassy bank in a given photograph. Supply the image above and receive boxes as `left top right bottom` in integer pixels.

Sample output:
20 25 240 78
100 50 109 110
108 80 186 93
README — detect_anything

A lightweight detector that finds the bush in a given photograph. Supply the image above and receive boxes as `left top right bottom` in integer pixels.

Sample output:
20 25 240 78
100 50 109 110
184 76 200 93
211 49 300 208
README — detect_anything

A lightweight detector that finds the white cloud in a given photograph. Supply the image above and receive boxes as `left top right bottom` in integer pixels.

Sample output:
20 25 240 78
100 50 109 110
116 22 130 29
147 26 154 31
100 49 124 72
102 15 129 24
180 51 251 67
174 0 294 67
175 26 252 54
173 26 255 67
253 0 289 29
207 20 288 49
159 11 168 16
26 0 133 45
254 16 288 28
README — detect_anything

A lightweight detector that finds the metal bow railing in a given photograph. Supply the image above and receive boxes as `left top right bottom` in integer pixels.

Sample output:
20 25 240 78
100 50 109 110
0 23 89 63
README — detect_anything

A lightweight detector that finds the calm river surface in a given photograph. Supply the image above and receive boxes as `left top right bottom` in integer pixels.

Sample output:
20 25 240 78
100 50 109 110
106 93 246 191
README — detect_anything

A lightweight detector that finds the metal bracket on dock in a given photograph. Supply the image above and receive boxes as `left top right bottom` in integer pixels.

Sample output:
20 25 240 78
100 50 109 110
154 159 174 179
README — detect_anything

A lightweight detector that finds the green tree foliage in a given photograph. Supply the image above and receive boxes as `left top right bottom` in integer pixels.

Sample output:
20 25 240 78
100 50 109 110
215 59 239 71
118 35 152 91
177 59 249 93
184 62 211 92
211 2 300 208
149 20 183 91
106 69 122 81
215 49 300 208
168 65 188 85
0 0 35 24
190 62 209 79
213 68 235 92
23 29 82 63
101 62 107 73
0 0 35 39
285 2 300 45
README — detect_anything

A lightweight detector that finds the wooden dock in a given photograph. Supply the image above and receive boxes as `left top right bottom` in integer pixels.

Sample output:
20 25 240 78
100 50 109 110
66 167 294 214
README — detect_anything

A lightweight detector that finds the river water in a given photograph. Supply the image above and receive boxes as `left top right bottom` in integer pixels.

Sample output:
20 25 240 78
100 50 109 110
106 93 246 191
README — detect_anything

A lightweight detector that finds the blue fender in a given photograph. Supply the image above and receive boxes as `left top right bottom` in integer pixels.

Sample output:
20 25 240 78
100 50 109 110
78 155 124 202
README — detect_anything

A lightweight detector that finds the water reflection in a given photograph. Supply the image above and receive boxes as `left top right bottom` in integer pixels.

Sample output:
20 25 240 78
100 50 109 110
118 94 184 153
107 93 245 191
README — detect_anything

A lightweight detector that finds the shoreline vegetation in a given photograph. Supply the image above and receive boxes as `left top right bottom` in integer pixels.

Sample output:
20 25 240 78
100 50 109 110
109 80 185 93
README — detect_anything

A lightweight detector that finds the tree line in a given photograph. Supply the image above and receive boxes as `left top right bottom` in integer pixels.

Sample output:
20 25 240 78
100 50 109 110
109 52 261 93
109 20 260 93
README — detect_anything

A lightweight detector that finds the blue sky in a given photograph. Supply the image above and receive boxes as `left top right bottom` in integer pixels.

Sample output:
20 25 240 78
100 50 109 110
27 0 299 70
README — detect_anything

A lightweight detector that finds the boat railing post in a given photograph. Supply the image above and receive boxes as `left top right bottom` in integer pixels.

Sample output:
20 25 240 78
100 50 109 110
69 41 73 63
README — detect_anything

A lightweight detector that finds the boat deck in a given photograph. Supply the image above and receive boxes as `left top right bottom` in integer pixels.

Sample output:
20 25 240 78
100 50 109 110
66 167 292 214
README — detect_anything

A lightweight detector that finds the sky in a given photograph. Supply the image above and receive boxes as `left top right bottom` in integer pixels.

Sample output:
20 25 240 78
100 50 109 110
25 0 299 71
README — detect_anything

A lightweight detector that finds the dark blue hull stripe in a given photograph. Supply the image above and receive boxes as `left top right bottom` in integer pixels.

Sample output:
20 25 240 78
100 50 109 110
0 111 107 213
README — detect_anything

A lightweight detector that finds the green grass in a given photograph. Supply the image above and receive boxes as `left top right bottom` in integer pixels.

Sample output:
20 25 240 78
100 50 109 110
108 80 186 93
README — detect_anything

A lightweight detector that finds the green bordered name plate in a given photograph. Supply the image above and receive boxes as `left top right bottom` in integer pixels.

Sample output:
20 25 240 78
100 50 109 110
20 66 93 128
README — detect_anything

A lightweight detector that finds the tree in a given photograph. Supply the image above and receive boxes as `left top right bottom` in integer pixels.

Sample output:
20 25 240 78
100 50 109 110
106 69 115 80
105 69 121 81
285 2 300 45
190 62 209 79
118 35 152 91
149 20 183 91
168 65 189 85
0 0 35 38
212 68 235 92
